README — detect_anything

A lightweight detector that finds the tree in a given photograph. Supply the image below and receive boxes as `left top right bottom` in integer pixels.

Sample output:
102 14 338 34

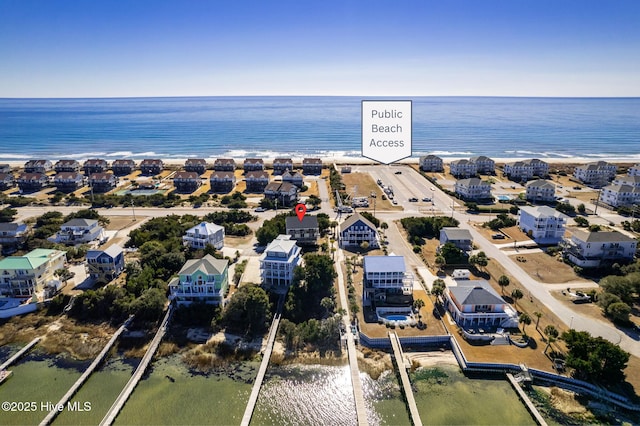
435 256 446 271
498 275 510 295
222 284 272 336
380 222 388 231
577 203 586 214
0 207 18 223
511 288 523 310
320 297 335 318
413 298 425 314
543 325 559 355
440 242 466 265
519 313 532 337
431 279 446 303
606 302 631 323
359 241 370 251
131 287 166 321
533 311 543 330
600 275 634 305
573 217 589 227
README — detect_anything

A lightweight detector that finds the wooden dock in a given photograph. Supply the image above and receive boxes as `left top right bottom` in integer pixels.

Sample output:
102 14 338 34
506 373 548 426
389 332 422 426
39 317 133 426
0 336 42 372
100 306 173 426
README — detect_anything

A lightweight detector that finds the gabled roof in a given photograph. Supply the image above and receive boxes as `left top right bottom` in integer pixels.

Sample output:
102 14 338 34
449 280 505 306
174 171 200 180
614 176 640 185
112 159 136 165
303 158 322 164
87 244 123 260
339 212 376 232
84 158 107 165
0 249 63 270
603 184 640 194
265 234 298 254
245 171 269 179
90 172 115 180
244 158 264 164
63 218 98 227
0 222 26 233
571 229 636 243
469 155 493 162
140 159 163 165
363 255 405 273
0 173 14 181
441 227 473 241
186 222 224 236
519 205 568 219
456 177 488 186
214 158 235 165
265 182 297 193
55 172 83 180
18 172 47 180
420 155 442 160
186 158 207 165
273 157 293 163
526 179 554 189
451 159 472 165
178 254 228 276
210 171 235 179
286 215 319 230
283 170 303 179
56 159 79 165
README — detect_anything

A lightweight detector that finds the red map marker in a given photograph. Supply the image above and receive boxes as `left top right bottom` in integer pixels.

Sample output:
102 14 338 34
295 203 307 222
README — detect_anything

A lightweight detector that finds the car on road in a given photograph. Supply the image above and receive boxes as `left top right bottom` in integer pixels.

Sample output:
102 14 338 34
430 187 435 191
408 197 418 202
254 207 267 212
392 199 398 205
394 171 402 174
422 197 431 202
492 233 505 239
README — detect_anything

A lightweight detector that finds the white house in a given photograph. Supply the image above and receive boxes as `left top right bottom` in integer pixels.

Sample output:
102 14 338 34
419 155 444 172
86 245 125 284
339 213 379 249
525 179 556 203
439 227 473 252
54 218 105 245
0 249 67 298
574 161 617 187
449 159 477 178
362 256 413 316
629 164 640 177
599 184 640 208
469 156 495 174
503 159 549 181
613 175 640 188
182 222 225 250
518 205 568 244
169 255 229 306
0 222 29 248
444 280 518 328
260 235 302 292
454 178 491 200
562 230 637 268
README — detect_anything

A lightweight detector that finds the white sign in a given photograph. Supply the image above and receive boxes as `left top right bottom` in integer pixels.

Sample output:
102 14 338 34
361 100 412 164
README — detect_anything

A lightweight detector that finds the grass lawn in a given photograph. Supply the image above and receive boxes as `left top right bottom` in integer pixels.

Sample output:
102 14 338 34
512 252 591 284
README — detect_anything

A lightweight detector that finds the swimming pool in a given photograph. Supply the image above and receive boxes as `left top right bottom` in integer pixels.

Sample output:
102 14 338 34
386 315 410 321
496 195 511 201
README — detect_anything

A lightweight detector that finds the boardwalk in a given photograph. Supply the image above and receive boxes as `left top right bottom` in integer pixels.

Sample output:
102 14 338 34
507 373 548 426
39 317 133 426
389 332 422 426
100 307 172 426
0 336 41 371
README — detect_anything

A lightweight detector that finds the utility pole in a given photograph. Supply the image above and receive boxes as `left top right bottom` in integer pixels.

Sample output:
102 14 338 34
131 200 136 221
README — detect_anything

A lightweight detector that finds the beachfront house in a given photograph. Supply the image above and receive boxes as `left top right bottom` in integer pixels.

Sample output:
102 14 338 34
245 171 269 193
285 215 319 246
439 227 473 252
264 182 298 207
182 222 225 250
0 173 15 190
273 158 293 175
599 183 640 208
54 172 86 192
574 161 617 188
55 159 81 173
419 155 444 172
339 212 379 249
243 158 264 172
184 158 208 174
111 159 136 176
449 159 477 178
562 230 637 268
629 164 640 177
444 280 518 328
54 218 105 245
0 164 10 174
503 159 549 182
525 179 556 203
613 175 640 188
282 170 304 188
302 158 322 175
209 171 236 193
86 245 125 284
17 172 49 192
83 158 108 175
362 256 413 316
469 156 495 175
0 222 29 250
169 255 229 306
518 205 568 244
0 248 67 298
213 158 236 172
259 235 302 292
89 172 117 193
24 159 52 173
173 171 202 193
140 159 163 175
454 178 492 200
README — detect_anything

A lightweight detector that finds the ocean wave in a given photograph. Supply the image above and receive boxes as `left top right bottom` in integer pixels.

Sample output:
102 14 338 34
0 153 33 159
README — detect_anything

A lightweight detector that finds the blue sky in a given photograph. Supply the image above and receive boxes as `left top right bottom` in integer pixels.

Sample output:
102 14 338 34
1 0 639 97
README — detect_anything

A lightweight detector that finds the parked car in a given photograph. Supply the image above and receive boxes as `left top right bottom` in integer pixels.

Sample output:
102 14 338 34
394 171 402 174
492 233 505 239
408 197 418 202
422 197 431 202
254 207 267 212
392 199 398 205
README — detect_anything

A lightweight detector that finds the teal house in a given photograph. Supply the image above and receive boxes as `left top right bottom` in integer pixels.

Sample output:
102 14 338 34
168 255 229 306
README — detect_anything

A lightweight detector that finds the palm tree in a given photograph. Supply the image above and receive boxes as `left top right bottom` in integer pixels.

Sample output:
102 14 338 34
543 325 559 355
533 311 542 330
431 279 446 305
498 275 510 295
519 313 532 337
435 256 446 272
511 288 523 311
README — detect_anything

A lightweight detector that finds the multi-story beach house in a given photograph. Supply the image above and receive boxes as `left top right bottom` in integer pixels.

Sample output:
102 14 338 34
525 179 556 203
173 171 202 193
613 175 640 188
503 159 549 181
629 164 640 177
86 245 125 284
17 172 49 192
264 182 298 207
419 155 444 172
0 164 10 174
54 218 105 245
209 171 236 193
444 280 518 328
169 255 229 306
302 158 322 175
89 172 117 193
259 235 302 292
111 159 136 176
273 158 293 175
213 158 236 172
454 178 492 200
573 161 617 188
599 184 640 208
0 222 29 249
245 171 269 192
184 158 208 174
282 170 304 188
518 205 568 244
449 159 477 178
54 172 85 192
0 173 15 190
24 159 52 173
362 256 413 316
469 156 495 174
243 158 264 172
439 227 473 252
140 159 163 175
182 222 225 250
54 159 81 173
562 230 637 268
285 215 319 246
0 248 67 298
83 158 108 175
339 212 379 249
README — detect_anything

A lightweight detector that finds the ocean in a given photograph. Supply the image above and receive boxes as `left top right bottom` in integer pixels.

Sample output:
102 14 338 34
0 96 639 162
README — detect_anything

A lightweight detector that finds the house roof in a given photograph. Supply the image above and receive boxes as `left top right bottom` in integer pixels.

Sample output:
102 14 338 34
526 179 554 189
265 234 298 254
0 173 14 180
174 171 200 179
90 172 115 180
112 159 136 165
186 222 224 236
25 159 50 166
449 280 505 306
179 254 228 276
186 158 207 165
456 177 488 186
339 212 376 232
303 158 322 164
210 171 235 179
0 222 25 233
55 172 83 180
265 182 297 193
603 184 640 194
214 158 235 165
519 205 568 219
615 176 640 185
571 229 636 243
56 159 79 165
469 156 492 162
441 227 473 241
244 158 264 164
63 218 98 227
84 158 107 165
283 170 303 178
140 159 163 165
18 172 47 180
420 155 442 160
363 256 406 273
87 244 123 260
245 171 269 179
274 158 292 163
0 249 63 270
451 159 471 165
286 215 319 230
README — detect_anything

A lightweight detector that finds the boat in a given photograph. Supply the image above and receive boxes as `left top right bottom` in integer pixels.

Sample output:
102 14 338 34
0 369 13 384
